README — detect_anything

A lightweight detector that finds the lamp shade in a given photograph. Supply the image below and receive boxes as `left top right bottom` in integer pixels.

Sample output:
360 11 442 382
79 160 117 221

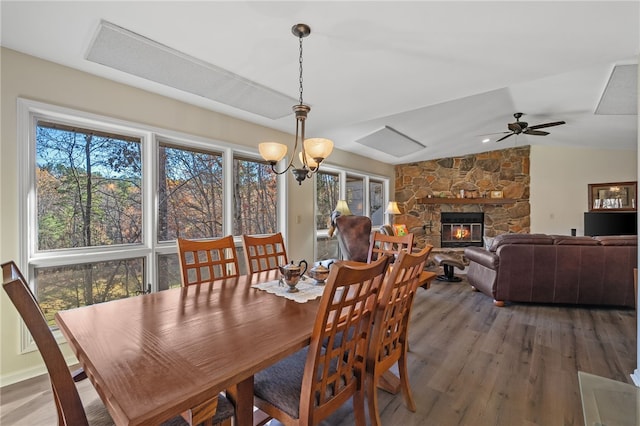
299 151 318 168
259 142 287 163
334 200 352 215
304 138 334 161
385 201 401 215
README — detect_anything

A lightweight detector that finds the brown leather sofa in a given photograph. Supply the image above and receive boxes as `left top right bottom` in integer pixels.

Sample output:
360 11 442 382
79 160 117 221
464 233 637 307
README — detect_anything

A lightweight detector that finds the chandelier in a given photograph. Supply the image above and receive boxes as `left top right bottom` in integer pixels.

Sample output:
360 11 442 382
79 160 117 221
259 23 334 185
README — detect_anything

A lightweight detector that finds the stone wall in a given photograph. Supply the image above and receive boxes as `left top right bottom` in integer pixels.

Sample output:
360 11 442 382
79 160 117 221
394 146 530 248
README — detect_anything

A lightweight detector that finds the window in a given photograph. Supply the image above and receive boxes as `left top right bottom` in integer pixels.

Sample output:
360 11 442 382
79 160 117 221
346 175 364 216
35 121 144 325
232 156 278 235
316 171 341 230
158 142 223 241
369 180 384 226
36 121 142 250
21 100 284 336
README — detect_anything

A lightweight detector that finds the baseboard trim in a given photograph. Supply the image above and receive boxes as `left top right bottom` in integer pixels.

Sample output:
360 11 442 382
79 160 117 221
0 355 79 389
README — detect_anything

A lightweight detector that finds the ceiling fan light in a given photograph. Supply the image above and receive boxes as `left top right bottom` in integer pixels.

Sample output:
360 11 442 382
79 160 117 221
259 142 287 163
304 138 334 162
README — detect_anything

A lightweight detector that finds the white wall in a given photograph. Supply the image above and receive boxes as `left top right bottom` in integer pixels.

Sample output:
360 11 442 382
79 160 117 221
0 48 394 384
530 145 637 236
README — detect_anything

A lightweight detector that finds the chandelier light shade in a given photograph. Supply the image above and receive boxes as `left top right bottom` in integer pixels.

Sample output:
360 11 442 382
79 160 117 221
385 201 402 215
259 23 334 185
334 200 353 216
259 142 288 163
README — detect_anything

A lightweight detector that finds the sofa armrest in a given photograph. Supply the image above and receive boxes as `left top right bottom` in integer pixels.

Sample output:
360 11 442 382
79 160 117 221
464 247 499 269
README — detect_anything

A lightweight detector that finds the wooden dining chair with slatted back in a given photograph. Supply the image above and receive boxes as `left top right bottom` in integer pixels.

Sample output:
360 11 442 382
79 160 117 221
1 260 234 426
367 232 414 264
175 237 239 425
177 235 240 286
252 255 391 426
241 232 288 274
365 246 432 426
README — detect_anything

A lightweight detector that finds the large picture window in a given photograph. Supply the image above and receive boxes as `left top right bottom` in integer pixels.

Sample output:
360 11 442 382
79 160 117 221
20 100 388 342
21 100 284 335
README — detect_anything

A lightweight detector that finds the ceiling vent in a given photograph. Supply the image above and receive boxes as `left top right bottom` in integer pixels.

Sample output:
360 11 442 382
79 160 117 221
355 126 425 157
595 64 638 115
86 20 297 120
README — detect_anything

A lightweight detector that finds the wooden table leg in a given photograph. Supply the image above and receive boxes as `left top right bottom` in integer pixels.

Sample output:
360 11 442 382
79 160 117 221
378 371 401 394
227 376 254 426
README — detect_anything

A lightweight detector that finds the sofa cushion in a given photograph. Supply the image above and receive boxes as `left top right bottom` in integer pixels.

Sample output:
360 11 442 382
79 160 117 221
489 233 554 252
593 235 638 246
551 235 601 246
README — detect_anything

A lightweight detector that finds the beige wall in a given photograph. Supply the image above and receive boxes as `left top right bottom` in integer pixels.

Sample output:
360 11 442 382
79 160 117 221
530 145 637 236
0 47 393 384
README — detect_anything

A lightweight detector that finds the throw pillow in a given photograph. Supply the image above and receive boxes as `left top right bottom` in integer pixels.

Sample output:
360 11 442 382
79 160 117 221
393 224 409 237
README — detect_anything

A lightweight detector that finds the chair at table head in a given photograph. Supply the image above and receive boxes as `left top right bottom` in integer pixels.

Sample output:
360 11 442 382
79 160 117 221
2 261 90 426
177 235 240 286
3 260 235 426
241 232 288 274
333 215 372 262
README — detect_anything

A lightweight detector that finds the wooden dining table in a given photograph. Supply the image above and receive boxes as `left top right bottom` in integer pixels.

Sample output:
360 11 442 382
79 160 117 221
55 267 436 426
55 269 319 426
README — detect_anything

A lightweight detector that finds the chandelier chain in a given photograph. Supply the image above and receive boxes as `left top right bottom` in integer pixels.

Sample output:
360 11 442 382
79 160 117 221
298 35 304 105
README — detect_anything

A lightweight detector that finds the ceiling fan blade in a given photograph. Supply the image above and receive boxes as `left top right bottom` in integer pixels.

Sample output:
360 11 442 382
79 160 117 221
496 133 515 142
527 121 566 130
477 131 511 136
524 130 550 136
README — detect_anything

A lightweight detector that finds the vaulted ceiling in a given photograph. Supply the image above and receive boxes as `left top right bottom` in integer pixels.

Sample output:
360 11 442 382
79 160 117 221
1 1 638 164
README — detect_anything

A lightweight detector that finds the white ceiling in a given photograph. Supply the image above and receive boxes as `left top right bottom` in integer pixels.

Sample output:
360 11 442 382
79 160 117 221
1 1 638 164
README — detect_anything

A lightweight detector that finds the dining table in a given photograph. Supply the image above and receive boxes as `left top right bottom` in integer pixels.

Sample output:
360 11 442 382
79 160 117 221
55 267 437 426
55 269 319 426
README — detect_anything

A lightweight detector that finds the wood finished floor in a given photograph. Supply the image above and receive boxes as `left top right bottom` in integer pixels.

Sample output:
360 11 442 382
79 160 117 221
1 278 636 426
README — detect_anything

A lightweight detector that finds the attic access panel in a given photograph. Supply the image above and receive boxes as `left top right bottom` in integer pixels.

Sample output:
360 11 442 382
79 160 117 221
355 126 425 157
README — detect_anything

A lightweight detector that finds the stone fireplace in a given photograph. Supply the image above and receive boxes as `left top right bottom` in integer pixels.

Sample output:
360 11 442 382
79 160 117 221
393 146 531 249
440 212 484 248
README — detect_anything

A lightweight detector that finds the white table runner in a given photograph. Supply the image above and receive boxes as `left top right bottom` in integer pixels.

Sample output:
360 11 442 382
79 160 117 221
251 277 325 303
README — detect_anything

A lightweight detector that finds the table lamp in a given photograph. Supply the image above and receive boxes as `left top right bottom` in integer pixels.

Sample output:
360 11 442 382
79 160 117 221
334 200 352 216
385 201 408 236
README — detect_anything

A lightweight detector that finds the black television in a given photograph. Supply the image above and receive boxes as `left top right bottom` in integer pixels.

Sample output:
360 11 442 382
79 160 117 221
584 211 637 236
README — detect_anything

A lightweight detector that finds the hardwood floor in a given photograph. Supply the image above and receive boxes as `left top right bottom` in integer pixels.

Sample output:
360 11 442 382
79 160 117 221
1 279 636 425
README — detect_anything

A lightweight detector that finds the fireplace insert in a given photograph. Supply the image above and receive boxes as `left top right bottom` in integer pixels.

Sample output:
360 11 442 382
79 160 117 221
441 212 484 248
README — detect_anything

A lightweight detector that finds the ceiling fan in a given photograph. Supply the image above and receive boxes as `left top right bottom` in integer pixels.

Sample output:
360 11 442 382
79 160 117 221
494 112 566 142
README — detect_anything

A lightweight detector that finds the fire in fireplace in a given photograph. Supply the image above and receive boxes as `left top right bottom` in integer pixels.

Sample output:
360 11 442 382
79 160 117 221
440 212 484 248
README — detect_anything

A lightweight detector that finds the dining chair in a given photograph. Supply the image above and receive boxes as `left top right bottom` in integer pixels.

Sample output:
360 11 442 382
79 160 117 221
252 255 391 426
241 232 288 274
367 232 414 263
177 235 240 286
1 260 234 426
365 246 432 426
